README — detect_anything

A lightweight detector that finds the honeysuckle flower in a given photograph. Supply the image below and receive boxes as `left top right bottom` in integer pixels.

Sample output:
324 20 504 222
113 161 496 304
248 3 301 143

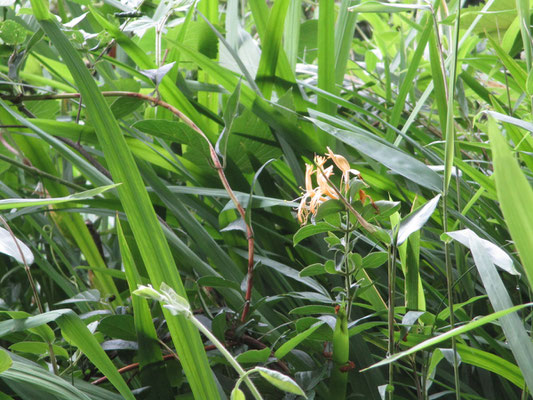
316 165 338 200
297 159 339 225
326 147 361 192
296 149 379 231
297 164 316 224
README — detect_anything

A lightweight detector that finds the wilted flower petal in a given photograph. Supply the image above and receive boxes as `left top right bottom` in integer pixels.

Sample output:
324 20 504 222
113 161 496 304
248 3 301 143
326 147 361 192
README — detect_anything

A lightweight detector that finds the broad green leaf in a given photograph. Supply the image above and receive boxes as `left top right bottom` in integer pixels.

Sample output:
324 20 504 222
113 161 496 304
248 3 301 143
487 34 528 89
0 311 54 343
444 229 518 275
457 344 524 389
0 309 134 399
230 387 245 400
468 231 533 392
1 357 90 400
236 347 271 364
0 350 11 374
487 111 533 134
55 289 100 305
299 263 327 277
314 199 345 221
362 252 388 269
98 315 136 341
0 20 27 45
255 0 290 99
9 342 69 359
293 222 334 246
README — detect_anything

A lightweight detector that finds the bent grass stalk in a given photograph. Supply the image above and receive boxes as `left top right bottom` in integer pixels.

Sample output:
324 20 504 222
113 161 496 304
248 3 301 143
1 90 256 322
134 284 306 400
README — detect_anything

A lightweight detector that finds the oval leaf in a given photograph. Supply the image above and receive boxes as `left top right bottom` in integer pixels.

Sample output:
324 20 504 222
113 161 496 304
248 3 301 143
255 367 306 396
293 222 334 246
236 347 271 364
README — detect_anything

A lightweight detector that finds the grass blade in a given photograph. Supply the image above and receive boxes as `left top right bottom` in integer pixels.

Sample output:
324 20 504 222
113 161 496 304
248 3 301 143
255 0 290 99
317 0 337 122
487 117 533 291
31 10 220 399
362 302 533 371
468 231 533 392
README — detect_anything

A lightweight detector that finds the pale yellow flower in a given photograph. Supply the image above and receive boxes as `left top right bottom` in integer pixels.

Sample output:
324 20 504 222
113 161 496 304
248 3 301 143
296 149 378 228
297 164 316 224
297 159 339 225
326 147 361 192
316 165 338 200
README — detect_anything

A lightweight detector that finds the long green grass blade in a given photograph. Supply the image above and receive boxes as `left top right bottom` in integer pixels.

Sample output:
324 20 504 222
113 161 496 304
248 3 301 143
284 0 301 73
0 185 117 210
317 0 337 121
387 14 431 140
255 0 290 99
468 231 533 392
363 302 533 371
31 10 220 399
488 117 533 291
335 0 358 85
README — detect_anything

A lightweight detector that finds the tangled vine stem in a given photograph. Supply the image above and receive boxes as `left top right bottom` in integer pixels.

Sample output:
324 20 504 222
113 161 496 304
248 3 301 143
2 91 256 322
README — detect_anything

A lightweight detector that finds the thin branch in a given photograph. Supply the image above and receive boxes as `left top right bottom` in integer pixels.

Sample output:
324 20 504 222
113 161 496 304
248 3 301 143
2 91 256 321
56 136 113 181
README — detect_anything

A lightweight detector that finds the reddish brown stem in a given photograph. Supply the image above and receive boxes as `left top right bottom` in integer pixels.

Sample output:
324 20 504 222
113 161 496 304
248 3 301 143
92 345 218 385
2 91 256 321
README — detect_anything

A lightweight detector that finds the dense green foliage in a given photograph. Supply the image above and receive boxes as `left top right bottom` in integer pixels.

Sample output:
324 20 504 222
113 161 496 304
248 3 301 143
0 0 532 399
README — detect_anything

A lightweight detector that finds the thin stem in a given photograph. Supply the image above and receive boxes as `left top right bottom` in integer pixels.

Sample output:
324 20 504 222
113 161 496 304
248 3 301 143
190 316 263 400
443 0 461 395
56 136 113 181
442 193 460 399
343 210 353 318
387 243 396 400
